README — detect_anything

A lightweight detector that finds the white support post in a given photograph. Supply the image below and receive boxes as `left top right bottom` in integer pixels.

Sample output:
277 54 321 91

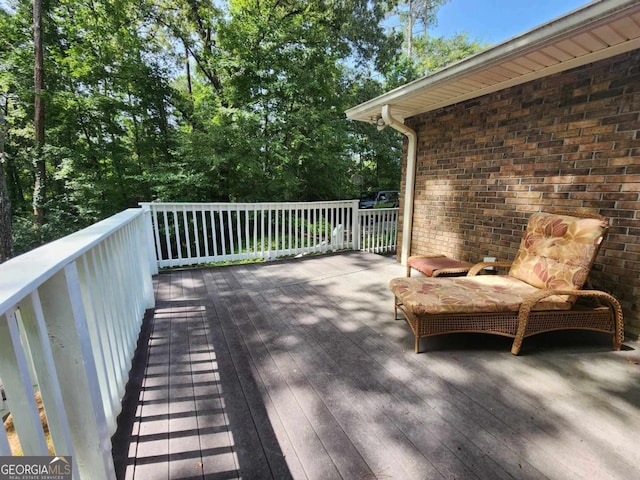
351 200 361 251
140 203 159 275
135 215 156 310
38 264 116 480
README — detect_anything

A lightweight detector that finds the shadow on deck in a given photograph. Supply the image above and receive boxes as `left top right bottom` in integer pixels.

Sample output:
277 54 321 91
112 251 640 480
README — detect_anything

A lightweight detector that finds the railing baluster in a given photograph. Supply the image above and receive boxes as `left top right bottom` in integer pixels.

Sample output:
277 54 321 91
88 246 120 395
150 206 162 270
332 207 336 250
379 210 382 252
39 264 116 478
275 206 279 257
260 206 265 257
268 208 272 259
0 309 49 455
312 207 317 252
183 207 192 262
287 207 292 255
17 293 77 463
218 207 226 258
201 208 209 261
253 206 258 258
281 207 286 255
382 210 388 252
235 205 242 258
211 206 219 259
172 207 182 265
244 206 250 259
162 209 172 267
226 207 234 259
76 255 117 434
301 207 305 252
373 210 379 253
192 206 201 262
0 419 10 456
322 206 327 252
294 207 299 253
97 242 127 389
115 227 138 356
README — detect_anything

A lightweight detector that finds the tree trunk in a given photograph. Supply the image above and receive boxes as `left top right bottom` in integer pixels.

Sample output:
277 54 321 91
185 41 193 96
0 108 13 263
33 0 46 226
406 0 414 58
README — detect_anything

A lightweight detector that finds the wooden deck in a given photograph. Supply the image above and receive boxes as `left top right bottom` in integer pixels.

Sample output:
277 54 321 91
112 251 640 480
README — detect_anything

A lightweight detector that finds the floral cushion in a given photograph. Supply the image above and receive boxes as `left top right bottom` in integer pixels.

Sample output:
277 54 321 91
508 212 608 291
390 275 573 316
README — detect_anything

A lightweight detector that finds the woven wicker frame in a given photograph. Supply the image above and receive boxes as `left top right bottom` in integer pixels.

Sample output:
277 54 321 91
393 210 624 355
394 289 624 355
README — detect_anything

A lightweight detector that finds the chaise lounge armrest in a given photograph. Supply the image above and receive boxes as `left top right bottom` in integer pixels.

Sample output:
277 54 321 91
513 288 624 355
467 261 513 276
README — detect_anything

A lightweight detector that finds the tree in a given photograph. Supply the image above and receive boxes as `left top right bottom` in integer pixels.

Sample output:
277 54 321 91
1 0 448 254
0 0 181 253
413 32 488 74
393 0 449 58
160 0 400 202
0 107 12 262
32 0 45 226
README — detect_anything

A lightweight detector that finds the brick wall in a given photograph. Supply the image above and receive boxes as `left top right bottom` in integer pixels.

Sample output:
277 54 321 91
400 49 640 338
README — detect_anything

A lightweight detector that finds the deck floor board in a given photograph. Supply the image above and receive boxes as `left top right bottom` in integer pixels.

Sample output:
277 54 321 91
113 251 640 480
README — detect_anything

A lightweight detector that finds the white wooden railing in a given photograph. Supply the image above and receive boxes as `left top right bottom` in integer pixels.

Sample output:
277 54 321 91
0 200 397 479
141 200 398 268
0 209 154 479
357 207 400 255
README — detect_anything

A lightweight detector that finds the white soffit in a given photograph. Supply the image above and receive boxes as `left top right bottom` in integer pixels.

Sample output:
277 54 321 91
346 0 640 124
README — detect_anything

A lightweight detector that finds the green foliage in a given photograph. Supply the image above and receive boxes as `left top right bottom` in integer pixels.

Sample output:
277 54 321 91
0 0 486 255
413 33 489 74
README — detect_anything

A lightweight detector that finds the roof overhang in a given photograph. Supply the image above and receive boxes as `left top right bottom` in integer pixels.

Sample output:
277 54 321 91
346 0 640 124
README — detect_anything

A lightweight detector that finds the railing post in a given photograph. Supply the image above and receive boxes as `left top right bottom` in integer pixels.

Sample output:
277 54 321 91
135 214 156 309
140 203 159 275
351 200 361 251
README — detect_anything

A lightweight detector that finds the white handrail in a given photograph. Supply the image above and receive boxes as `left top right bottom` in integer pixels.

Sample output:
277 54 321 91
0 208 154 479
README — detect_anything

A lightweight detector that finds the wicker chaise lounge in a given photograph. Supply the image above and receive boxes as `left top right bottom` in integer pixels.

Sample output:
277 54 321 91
389 211 624 355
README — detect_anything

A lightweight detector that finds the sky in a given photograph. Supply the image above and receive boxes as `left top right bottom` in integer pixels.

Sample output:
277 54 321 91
428 0 593 44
